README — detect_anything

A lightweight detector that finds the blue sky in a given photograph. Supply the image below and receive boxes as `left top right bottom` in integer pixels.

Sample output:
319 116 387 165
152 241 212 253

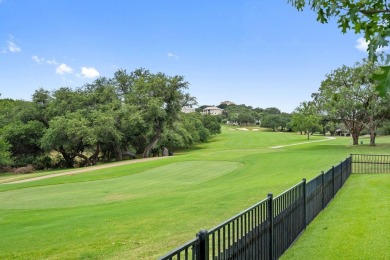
0 0 372 112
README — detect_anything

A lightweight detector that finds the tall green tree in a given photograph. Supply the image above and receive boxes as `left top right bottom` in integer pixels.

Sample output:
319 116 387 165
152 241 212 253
40 112 94 167
261 114 281 131
123 69 194 158
312 60 386 145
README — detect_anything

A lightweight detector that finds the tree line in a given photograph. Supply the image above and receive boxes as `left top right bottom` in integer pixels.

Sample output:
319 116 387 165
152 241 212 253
0 68 221 169
196 103 293 131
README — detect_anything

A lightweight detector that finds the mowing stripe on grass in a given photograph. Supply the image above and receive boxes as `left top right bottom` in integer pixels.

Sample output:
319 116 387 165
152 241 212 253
281 174 390 259
0 161 242 209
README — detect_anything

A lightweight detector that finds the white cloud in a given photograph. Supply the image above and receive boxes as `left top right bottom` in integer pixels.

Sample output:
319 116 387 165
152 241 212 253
32 55 45 64
46 59 58 65
56 63 73 74
81 67 100 78
8 41 21 52
355 37 368 52
32 55 59 65
2 35 21 54
355 37 389 53
168 52 179 59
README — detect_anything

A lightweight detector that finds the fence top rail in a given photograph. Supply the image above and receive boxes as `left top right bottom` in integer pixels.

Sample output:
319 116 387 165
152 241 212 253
306 173 322 183
158 238 198 260
351 154 390 156
273 180 304 201
208 197 269 234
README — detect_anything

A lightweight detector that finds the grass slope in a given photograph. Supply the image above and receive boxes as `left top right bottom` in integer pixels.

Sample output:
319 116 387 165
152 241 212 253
282 174 390 259
0 126 389 259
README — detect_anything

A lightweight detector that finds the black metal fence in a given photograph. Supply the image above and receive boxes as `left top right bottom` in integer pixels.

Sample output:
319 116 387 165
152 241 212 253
351 154 390 173
159 156 355 260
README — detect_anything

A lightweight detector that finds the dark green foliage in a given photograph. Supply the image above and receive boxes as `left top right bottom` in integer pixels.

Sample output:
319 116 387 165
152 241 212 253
312 60 389 145
0 137 11 166
223 104 262 126
2 120 46 166
202 114 221 135
374 66 390 96
0 68 217 168
261 114 281 131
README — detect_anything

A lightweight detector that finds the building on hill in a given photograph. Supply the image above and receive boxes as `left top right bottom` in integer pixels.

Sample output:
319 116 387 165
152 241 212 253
202 106 223 115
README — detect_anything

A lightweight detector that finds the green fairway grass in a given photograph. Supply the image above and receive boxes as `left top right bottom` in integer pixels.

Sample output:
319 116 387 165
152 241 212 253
282 174 390 260
0 126 389 259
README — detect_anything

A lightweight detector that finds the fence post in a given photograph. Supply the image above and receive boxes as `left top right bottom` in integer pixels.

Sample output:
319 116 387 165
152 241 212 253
332 166 335 196
340 161 344 186
267 193 274 260
302 179 307 229
197 230 208 260
321 171 325 209
350 154 352 174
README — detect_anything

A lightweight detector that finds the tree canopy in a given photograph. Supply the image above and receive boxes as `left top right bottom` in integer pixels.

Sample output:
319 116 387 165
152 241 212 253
291 101 321 139
311 59 389 145
0 68 222 169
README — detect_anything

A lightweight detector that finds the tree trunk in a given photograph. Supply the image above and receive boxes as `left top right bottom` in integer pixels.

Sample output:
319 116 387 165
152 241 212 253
115 145 123 161
75 152 92 166
59 147 75 168
351 132 359 145
89 143 100 165
369 115 376 146
370 132 376 146
142 127 162 158
307 131 310 140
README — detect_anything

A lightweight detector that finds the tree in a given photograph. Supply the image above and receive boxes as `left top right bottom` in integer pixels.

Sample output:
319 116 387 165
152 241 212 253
2 120 46 166
279 113 292 131
291 101 321 139
364 93 390 145
40 112 92 167
224 104 259 125
288 0 390 94
324 121 338 136
123 69 194 158
312 60 386 145
261 114 281 131
180 112 211 142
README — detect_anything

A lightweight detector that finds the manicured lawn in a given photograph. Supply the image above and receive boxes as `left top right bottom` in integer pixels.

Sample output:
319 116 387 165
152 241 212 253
0 126 389 259
282 174 390 260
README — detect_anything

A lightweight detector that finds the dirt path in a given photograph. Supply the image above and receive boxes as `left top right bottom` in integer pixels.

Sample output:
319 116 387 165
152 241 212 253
4 157 169 184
